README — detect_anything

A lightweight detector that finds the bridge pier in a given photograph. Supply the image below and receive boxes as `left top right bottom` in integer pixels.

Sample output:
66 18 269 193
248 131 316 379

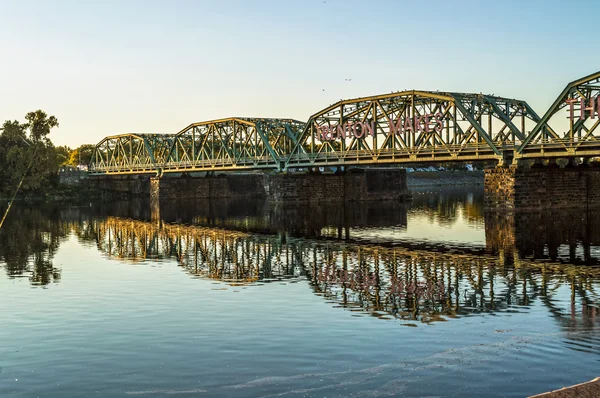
484 161 600 210
264 168 409 202
148 168 409 204
150 173 266 203
88 175 152 199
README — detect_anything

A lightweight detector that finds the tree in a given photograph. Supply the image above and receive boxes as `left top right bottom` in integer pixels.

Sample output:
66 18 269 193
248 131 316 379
68 144 95 166
25 110 59 142
55 145 72 166
0 111 60 196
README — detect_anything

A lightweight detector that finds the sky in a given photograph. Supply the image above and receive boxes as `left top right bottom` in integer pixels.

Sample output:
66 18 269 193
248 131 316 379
1 0 599 147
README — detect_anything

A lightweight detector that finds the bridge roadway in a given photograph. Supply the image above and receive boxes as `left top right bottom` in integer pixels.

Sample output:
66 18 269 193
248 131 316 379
89 71 600 175
89 215 600 327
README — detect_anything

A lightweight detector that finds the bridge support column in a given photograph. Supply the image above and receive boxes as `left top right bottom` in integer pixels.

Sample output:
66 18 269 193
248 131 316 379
265 168 409 202
88 175 151 200
484 163 600 210
149 174 267 203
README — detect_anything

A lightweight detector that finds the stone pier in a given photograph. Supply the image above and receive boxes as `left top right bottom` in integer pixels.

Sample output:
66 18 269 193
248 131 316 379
89 175 152 199
484 165 600 210
148 168 409 204
150 173 266 201
264 168 408 202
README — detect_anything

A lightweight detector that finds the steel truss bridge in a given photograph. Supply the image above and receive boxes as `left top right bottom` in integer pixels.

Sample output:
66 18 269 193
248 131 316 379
90 71 600 175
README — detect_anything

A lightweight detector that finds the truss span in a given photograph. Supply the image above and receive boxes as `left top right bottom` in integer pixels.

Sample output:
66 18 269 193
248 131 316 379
165 117 305 173
285 91 539 168
89 71 600 175
90 118 306 174
516 71 600 159
90 133 175 174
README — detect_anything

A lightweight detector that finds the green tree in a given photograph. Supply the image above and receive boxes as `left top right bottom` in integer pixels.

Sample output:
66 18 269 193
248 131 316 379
55 145 72 166
25 110 59 142
0 110 60 196
68 144 95 166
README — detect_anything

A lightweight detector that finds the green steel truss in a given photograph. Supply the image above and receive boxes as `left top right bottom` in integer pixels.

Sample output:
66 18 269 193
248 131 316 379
285 91 539 168
91 133 175 174
516 71 600 159
165 117 305 172
90 118 305 174
90 71 600 175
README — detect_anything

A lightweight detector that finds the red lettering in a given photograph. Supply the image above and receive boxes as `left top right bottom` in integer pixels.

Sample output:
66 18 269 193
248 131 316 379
363 121 375 137
346 123 355 138
414 116 425 133
403 116 413 133
581 97 596 119
353 122 365 138
434 113 443 133
387 116 403 135
565 99 578 120
335 124 345 140
316 125 328 141
423 115 431 133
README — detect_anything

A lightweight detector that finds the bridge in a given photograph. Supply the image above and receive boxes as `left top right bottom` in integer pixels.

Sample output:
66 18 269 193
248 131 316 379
90 71 600 175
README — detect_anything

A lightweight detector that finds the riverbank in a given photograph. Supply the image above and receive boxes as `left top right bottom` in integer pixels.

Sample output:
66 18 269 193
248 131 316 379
530 377 600 397
407 170 484 188
0 183 104 203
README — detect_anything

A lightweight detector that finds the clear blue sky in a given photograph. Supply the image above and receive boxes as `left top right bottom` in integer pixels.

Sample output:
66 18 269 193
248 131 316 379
1 0 598 147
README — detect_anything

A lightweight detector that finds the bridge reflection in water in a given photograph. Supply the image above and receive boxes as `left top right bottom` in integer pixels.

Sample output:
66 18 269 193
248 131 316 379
90 204 600 330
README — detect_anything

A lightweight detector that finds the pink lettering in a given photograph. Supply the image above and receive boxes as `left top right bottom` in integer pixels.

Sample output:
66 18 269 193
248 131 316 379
403 117 413 133
336 124 345 140
565 99 578 120
363 121 375 137
434 113 443 133
353 122 365 138
423 115 431 133
387 116 403 135
316 125 327 141
414 116 426 133
581 97 596 119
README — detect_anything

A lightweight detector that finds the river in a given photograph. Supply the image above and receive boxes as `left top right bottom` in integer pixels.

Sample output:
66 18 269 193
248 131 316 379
1 186 599 397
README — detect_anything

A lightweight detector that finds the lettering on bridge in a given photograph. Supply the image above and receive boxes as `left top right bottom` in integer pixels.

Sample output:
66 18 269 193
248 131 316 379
316 112 446 142
566 96 600 120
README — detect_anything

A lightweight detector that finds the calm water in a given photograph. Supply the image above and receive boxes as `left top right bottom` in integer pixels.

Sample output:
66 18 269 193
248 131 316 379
1 186 599 397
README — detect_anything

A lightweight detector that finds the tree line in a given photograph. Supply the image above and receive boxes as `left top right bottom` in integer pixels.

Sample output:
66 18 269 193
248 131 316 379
0 110 93 196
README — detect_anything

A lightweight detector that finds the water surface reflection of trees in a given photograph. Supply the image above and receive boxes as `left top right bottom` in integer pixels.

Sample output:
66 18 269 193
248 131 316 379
0 205 67 285
410 186 485 228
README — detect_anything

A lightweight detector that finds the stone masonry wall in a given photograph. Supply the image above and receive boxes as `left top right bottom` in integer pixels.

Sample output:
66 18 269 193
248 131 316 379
89 175 151 199
151 174 266 202
484 166 600 210
150 168 409 203
265 168 409 202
